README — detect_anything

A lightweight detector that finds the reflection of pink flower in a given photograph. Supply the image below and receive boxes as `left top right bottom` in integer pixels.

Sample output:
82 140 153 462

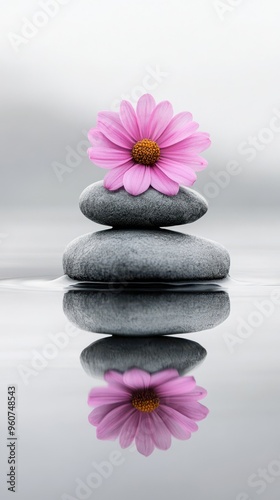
88 94 211 196
88 368 209 457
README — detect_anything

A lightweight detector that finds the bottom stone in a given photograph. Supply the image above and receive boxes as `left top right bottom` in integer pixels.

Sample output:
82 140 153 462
63 228 230 281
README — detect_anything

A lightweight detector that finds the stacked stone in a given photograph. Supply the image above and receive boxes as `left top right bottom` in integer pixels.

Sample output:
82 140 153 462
63 181 230 282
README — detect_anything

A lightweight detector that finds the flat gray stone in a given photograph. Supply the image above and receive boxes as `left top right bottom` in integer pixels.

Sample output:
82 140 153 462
79 181 208 227
63 229 230 281
63 290 230 335
80 336 207 377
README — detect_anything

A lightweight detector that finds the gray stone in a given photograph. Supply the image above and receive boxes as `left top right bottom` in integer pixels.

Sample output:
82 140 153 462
63 229 230 281
80 336 207 377
79 181 208 227
63 290 230 335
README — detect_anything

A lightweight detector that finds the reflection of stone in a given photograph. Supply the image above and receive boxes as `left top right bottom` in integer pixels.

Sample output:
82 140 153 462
63 290 230 335
63 229 230 281
81 336 207 377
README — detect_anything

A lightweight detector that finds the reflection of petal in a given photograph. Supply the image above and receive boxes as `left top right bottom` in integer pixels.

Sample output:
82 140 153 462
123 369 151 390
187 386 208 400
156 407 191 440
135 414 155 457
88 403 120 425
160 404 199 434
119 411 141 449
96 403 132 440
87 368 209 456
174 402 209 421
156 376 196 397
161 386 208 404
150 369 179 387
149 412 172 451
88 386 130 406
104 370 125 386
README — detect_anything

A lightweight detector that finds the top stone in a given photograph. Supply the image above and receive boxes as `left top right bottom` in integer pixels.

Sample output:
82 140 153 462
79 181 208 228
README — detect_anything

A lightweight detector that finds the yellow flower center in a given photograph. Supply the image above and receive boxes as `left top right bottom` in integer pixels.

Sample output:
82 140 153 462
132 139 160 166
131 389 160 413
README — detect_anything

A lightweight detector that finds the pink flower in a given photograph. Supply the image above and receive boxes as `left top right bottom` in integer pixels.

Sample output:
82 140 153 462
88 368 209 457
87 94 211 196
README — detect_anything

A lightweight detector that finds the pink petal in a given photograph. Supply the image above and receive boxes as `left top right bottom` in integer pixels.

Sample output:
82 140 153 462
88 403 120 425
157 113 199 148
187 157 208 172
185 135 211 153
162 132 211 153
123 164 151 196
157 159 197 186
136 94 156 137
88 129 121 149
123 368 151 389
149 411 172 450
96 403 133 440
148 101 173 141
150 166 179 196
150 369 179 388
103 162 134 191
120 100 141 141
161 150 208 170
156 376 196 398
97 111 134 149
135 414 155 456
88 147 131 168
119 410 141 448
88 386 130 406
88 129 103 146
157 407 191 440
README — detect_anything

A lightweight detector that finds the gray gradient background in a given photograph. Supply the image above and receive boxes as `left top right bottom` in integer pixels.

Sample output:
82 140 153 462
1 3 280 500
1 0 280 280
1 0 280 206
